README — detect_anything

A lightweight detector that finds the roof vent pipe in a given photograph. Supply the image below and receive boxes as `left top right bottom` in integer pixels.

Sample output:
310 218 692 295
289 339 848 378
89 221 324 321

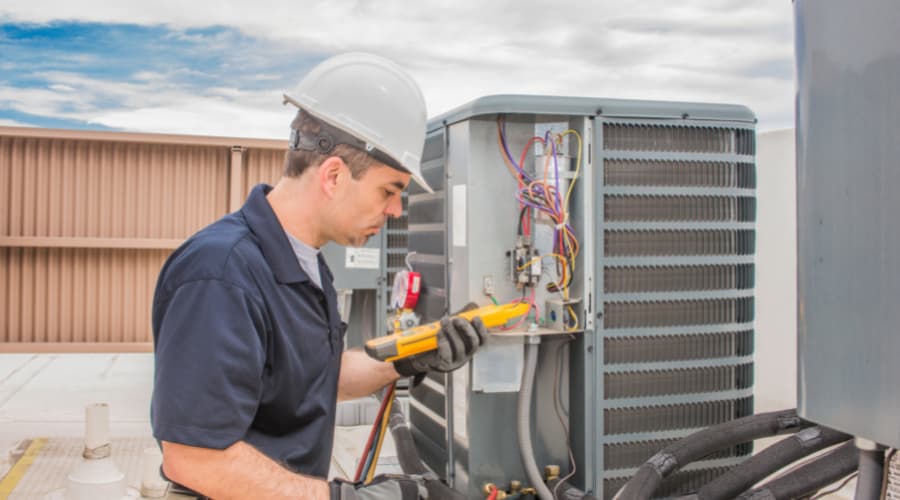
48 403 140 500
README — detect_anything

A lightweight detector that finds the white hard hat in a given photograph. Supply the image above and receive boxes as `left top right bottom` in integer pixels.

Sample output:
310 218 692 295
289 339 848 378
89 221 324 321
283 52 432 193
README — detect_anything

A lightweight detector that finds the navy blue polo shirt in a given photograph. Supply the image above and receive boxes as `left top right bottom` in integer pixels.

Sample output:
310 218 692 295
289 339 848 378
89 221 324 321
151 184 345 478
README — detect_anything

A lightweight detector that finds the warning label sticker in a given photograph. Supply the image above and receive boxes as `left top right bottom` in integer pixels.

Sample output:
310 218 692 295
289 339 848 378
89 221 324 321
345 248 381 269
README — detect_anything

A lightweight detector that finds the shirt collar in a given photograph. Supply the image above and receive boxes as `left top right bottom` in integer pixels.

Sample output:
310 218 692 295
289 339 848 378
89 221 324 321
241 184 310 284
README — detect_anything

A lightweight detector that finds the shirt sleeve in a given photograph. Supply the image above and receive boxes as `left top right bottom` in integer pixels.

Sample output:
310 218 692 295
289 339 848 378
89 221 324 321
151 279 267 449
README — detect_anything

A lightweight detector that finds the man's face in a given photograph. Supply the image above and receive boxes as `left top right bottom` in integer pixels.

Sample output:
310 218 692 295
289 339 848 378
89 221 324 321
331 161 410 247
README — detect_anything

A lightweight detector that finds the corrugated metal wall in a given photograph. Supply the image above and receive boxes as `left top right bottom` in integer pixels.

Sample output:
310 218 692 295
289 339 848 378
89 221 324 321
0 127 286 352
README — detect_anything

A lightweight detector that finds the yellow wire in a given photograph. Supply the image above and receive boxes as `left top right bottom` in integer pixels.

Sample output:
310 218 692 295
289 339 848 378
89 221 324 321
566 305 579 331
365 393 394 484
516 255 541 271
560 129 583 213
544 253 570 300
516 253 567 274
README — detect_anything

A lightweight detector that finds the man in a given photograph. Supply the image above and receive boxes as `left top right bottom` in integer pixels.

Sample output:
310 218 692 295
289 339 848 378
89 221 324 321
150 53 486 499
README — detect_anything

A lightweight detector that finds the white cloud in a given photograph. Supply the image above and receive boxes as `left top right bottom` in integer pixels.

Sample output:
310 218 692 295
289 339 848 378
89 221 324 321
1 0 797 133
0 118 35 127
0 69 294 138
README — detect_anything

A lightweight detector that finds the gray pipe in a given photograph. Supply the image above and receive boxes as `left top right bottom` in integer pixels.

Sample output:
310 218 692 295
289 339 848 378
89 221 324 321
854 439 886 500
518 339 553 500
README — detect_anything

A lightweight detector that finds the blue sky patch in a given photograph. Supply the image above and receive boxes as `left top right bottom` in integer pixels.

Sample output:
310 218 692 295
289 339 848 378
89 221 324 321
0 21 324 130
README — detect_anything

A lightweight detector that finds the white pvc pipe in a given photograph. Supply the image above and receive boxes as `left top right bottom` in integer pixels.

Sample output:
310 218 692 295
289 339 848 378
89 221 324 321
84 403 110 454
140 447 168 498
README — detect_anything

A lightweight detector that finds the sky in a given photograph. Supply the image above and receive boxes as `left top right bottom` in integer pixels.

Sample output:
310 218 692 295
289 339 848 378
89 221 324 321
0 1 796 140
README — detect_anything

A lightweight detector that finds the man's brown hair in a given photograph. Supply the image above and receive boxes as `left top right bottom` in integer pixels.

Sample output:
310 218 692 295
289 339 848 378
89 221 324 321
284 111 379 179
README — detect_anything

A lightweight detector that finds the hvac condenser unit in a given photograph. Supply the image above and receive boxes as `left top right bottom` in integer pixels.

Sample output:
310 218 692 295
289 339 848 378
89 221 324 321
405 95 757 498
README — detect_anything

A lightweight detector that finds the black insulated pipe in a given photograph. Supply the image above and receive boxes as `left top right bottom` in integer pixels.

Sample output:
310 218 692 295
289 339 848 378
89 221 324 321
853 441 886 500
617 409 812 500
696 426 851 500
736 441 859 500
388 403 466 500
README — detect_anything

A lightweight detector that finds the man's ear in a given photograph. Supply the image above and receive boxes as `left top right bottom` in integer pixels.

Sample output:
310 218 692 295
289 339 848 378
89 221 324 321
318 156 347 199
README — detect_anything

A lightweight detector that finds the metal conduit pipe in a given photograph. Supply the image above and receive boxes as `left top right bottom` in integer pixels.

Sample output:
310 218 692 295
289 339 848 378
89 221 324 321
853 439 886 500
736 441 859 500
617 409 813 500
388 401 466 500
696 426 851 500
518 338 554 500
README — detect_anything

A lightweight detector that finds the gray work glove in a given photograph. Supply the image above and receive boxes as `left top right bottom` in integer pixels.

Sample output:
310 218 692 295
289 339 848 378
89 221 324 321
394 316 487 377
330 475 426 499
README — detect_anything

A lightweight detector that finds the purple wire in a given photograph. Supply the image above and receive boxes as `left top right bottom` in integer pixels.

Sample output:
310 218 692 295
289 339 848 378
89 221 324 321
498 118 533 183
551 140 561 214
549 140 561 249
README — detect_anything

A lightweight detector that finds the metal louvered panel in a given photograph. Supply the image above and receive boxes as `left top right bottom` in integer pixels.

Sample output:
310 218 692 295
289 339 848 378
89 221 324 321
605 230 755 256
605 196 756 222
605 363 754 399
887 451 900 499
605 265 754 293
605 331 754 363
386 232 409 248
604 467 734 499
735 129 755 155
406 129 449 476
604 298 754 329
604 160 756 188
600 119 755 498
385 194 409 288
409 131 447 323
605 440 752 470
603 124 742 154
604 397 754 435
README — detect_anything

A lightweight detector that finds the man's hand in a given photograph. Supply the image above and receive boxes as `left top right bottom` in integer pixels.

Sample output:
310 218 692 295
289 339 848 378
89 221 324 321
393 316 487 376
330 475 424 499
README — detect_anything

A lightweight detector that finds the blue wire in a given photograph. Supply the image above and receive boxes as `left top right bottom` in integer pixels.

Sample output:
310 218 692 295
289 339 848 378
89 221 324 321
360 424 380 480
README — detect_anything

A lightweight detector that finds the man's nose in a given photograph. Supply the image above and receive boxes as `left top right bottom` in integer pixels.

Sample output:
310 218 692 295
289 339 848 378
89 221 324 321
385 195 403 218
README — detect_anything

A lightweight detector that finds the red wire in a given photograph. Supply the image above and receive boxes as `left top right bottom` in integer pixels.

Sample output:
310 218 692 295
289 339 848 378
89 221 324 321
501 289 537 330
354 384 394 481
517 136 545 236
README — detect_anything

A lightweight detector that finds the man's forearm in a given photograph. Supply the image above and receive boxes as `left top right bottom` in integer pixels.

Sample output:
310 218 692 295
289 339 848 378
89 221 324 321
161 440 329 500
338 349 401 401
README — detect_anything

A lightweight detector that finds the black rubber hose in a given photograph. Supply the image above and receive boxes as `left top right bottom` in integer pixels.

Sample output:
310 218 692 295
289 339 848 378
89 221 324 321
736 441 858 500
696 426 851 500
388 403 466 500
854 446 886 500
617 409 812 500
